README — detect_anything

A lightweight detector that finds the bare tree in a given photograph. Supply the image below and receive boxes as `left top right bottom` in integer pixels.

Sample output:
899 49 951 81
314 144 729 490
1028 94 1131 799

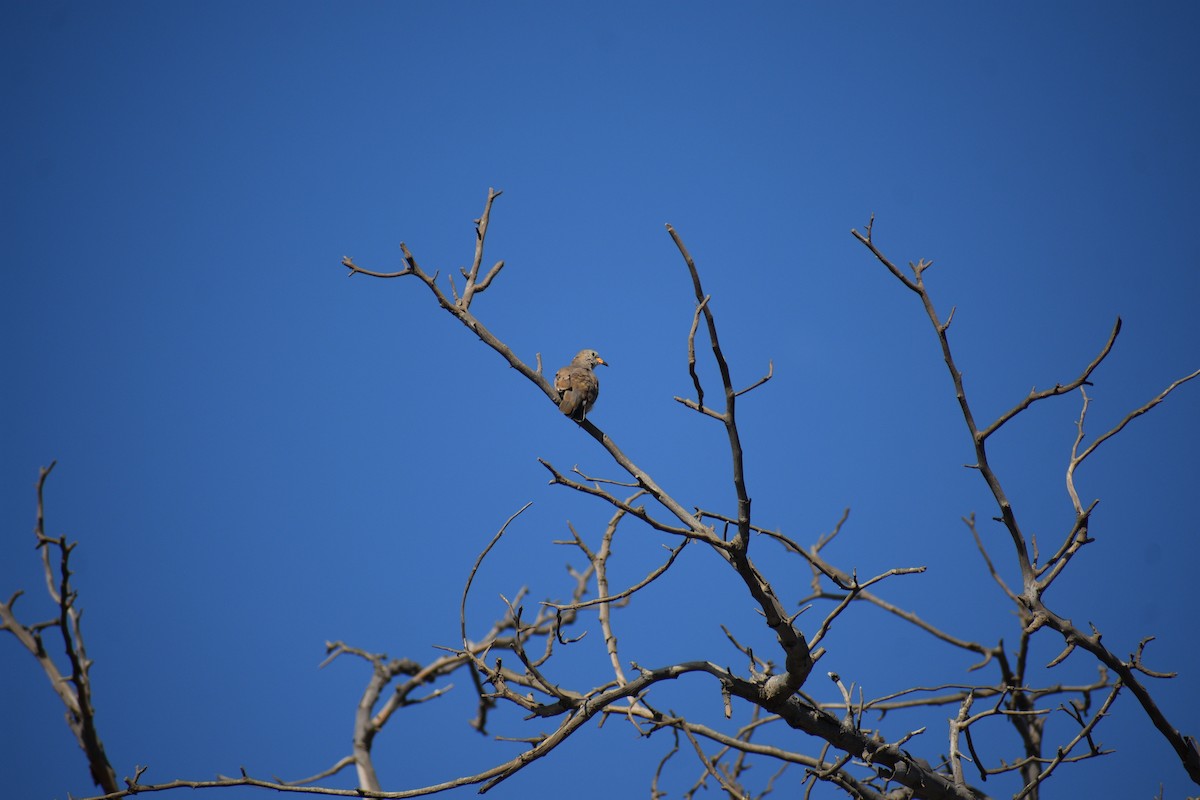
6 190 1199 800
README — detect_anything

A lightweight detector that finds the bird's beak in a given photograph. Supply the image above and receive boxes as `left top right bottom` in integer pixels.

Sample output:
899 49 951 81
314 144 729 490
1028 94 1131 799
597 357 608 367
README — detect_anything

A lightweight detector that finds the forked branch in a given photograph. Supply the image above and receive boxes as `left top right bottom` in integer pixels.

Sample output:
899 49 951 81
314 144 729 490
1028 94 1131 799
853 221 1200 789
978 317 1123 442
0 463 118 794
665 224 757 551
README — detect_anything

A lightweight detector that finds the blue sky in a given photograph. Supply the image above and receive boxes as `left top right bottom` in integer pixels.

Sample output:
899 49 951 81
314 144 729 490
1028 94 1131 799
3 3 1198 799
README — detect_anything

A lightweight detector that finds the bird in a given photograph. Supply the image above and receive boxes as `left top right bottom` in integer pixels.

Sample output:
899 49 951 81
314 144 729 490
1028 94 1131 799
554 349 607 421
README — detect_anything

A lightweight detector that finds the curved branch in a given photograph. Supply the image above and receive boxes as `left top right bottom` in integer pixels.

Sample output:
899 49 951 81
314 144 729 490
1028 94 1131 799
978 318 1123 443
461 503 534 654
1073 366 1200 467
546 539 689 612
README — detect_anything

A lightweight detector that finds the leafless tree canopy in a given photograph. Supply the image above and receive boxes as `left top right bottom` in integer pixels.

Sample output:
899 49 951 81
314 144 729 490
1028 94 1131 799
5 190 1199 800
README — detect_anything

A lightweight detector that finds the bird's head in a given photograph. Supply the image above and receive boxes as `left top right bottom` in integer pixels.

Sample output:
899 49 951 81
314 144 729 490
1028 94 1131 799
574 349 608 369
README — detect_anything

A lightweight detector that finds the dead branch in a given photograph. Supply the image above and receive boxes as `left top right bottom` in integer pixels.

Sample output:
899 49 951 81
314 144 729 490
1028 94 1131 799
1071 368 1199 468
977 318 1123 443
1 463 118 793
18 196 1194 800
853 221 1200 788
461 503 533 655
665 224 755 551
537 458 703 540
546 537 688 613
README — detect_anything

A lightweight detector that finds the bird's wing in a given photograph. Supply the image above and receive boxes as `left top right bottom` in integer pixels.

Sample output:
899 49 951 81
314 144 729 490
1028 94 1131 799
554 366 574 395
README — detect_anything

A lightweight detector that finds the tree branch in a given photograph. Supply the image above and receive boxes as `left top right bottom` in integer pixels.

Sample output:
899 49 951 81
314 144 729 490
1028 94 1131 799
2 462 118 793
854 222 1200 789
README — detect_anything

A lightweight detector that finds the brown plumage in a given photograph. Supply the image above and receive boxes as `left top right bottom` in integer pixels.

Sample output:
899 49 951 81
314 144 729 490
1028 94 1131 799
554 349 607 421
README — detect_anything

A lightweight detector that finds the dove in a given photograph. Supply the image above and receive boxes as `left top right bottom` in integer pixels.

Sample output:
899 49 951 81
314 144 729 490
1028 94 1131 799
554 349 607 421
